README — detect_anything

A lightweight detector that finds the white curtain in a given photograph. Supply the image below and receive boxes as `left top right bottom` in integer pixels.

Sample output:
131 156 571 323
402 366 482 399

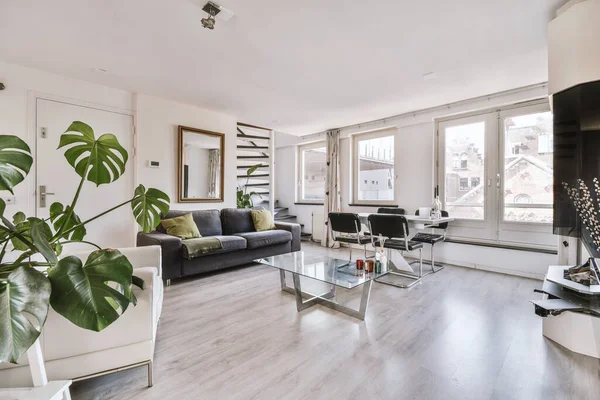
208 149 220 198
322 129 341 247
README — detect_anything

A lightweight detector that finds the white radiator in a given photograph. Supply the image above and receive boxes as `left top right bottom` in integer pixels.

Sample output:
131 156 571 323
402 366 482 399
312 212 324 242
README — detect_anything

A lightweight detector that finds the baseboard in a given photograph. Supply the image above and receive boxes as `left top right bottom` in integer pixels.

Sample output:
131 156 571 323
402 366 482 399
343 242 545 280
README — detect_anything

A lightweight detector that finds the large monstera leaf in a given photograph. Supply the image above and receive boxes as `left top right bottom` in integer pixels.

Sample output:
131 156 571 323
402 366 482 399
131 184 170 233
49 202 86 241
58 121 128 186
48 249 134 332
0 267 51 364
0 135 33 194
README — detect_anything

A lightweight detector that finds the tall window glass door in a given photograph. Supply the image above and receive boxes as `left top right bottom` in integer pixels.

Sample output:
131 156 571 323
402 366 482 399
443 121 486 220
438 112 497 241
438 101 555 248
501 110 553 223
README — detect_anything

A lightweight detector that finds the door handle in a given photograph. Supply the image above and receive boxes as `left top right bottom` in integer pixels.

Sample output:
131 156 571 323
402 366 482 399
39 185 55 208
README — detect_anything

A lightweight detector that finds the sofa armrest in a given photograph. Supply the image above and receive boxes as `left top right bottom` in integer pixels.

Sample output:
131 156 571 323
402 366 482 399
116 246 162 276
137 232 183 280
275 222 301 252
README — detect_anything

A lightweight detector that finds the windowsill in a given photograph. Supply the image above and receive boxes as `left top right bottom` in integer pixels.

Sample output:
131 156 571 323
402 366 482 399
445 238 557 255
347 203 399 208
294 202 324 206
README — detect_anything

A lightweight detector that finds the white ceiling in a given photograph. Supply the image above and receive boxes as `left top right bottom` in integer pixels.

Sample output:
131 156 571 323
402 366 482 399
0 0 564 135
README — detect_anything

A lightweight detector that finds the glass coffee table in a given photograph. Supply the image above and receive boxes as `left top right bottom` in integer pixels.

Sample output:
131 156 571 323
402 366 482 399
255 251 384 320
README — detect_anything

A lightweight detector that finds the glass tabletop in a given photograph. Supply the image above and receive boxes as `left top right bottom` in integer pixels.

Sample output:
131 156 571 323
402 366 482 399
255 251 386 289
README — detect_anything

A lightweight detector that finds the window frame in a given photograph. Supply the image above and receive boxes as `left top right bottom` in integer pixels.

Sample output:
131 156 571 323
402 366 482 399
351 128 398 206
437 112 497 241
436 99 555 249
296 141 326 204
497 102 554 246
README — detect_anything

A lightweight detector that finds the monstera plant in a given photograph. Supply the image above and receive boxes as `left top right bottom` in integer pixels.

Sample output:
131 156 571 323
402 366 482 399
0 121 170 364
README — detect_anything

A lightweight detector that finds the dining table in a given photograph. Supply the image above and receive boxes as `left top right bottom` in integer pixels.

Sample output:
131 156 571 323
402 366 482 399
355 212 455 274
357 213 454 230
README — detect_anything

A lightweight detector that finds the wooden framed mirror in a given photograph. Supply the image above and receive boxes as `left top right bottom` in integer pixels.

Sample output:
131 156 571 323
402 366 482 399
177 125 224 203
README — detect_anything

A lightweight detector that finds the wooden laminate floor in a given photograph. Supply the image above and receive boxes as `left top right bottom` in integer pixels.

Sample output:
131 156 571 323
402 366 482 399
71 243 600 400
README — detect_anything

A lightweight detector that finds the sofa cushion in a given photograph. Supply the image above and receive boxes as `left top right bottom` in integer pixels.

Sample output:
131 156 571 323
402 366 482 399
182 235 247 258
158 210 222 237
161 213 201 239
221 208 256 235
251 209 277 232
236 230 292 249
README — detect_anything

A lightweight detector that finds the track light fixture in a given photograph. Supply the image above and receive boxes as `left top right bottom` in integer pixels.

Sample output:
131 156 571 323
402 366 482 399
201 2 221 30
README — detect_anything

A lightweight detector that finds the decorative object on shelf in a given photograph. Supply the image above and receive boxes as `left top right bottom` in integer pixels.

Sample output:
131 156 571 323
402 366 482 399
562 178 600 286
0 121 170 365
565 258 600 286
237 164 262 208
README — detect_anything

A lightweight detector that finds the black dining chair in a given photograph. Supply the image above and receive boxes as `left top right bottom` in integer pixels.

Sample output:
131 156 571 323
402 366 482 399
367 214 424 288
377 207 406 215
328 212 371 262
363 207 406 236
411 209 449 274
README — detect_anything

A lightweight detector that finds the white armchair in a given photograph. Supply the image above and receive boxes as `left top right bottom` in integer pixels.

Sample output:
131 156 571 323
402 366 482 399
0 245 163 388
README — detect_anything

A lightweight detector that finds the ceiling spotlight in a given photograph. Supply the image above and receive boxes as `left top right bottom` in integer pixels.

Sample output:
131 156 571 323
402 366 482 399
201 2 221 30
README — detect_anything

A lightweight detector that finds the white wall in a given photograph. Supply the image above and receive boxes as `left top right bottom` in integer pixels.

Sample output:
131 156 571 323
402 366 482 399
0 61 237 238
276 84 557 279
135 93 237 210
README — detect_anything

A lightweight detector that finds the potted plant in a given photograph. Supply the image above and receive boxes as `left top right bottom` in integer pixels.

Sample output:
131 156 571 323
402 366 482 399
236 164 262 208
0 121 170 366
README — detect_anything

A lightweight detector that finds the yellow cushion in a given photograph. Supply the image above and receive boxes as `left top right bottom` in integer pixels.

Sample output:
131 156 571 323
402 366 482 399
251 209 277 232
161 213 201 239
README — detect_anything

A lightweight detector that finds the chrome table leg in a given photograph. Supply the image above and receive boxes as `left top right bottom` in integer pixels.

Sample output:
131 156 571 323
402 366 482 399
285 272 372 320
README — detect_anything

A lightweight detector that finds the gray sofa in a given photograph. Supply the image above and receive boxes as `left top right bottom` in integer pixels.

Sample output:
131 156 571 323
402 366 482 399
137 208 301 281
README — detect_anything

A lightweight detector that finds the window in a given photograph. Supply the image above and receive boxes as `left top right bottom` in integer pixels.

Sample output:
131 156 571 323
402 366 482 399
437 101 555 248
537 134 553 154
452 153 460 169
352 129 396 204
442 121 485 220
460 153 468 169
297 142 326 203
502 110 553 223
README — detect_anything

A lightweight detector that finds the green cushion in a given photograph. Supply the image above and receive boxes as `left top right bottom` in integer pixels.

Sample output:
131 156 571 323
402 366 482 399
251 209 276 232
161 213 201 239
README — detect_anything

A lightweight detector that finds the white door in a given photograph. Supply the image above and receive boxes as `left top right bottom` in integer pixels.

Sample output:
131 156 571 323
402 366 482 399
36 98 135 251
